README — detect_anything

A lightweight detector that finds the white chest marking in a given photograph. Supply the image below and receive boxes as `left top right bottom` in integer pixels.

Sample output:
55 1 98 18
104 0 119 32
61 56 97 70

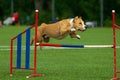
69 19 74 28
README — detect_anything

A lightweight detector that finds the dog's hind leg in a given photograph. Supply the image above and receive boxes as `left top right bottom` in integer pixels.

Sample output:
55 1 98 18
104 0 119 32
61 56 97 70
42 34 50 43
30 37 34 45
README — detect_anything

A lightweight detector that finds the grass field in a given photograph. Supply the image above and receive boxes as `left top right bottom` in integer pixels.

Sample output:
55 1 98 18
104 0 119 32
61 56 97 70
0 26 120 80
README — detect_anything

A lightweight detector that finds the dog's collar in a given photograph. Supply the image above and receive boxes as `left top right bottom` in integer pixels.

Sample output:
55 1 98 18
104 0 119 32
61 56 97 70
69 19 74 28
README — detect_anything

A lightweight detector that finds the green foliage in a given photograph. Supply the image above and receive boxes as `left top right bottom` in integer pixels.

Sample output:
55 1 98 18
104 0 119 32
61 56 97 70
0 0 120 26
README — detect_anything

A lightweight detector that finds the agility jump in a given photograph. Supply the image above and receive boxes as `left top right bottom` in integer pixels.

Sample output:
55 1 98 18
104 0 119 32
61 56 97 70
10 10 120 79
10 10 43 78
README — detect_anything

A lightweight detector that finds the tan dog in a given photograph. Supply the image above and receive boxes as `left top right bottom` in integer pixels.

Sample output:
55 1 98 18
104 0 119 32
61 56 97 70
31 16 86 45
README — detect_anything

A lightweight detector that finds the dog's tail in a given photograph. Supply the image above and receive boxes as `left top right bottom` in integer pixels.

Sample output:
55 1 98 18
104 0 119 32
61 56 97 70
30 37 34 45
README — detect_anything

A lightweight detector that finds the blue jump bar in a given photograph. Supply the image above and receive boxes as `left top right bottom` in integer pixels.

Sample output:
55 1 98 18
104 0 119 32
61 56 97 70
25 28 30 69
16 34 22 69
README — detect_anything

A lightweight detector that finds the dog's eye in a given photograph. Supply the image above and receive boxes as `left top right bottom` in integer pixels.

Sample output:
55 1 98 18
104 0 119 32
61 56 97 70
79 23 82 24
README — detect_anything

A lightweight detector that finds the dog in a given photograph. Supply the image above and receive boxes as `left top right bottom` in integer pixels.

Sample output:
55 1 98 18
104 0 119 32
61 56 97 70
31 16 86 45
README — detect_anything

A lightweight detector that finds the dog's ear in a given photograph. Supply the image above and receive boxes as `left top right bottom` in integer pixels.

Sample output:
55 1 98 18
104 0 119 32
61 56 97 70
75 16 78 19
73 16 78 22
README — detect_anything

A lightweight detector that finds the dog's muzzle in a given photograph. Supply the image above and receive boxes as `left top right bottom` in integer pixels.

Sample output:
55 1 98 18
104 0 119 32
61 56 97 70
85 25 88 29
78 25 87 32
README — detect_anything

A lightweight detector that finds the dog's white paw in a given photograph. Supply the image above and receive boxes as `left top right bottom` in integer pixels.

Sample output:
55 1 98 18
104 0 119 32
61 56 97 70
71 28 76 32
76 35 80 39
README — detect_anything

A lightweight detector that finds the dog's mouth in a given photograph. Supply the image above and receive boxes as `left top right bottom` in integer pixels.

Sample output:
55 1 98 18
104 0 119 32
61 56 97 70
77 25 87 32
78 29 85 32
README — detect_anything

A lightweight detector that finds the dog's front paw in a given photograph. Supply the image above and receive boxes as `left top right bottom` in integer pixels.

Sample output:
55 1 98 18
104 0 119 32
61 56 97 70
71 28 76 32
76 35 81 39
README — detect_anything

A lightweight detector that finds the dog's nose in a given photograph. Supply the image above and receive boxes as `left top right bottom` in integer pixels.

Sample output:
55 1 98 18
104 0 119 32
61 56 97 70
85 25 88 29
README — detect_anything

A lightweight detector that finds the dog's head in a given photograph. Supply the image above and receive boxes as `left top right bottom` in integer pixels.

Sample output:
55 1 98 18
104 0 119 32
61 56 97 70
73 16 86 31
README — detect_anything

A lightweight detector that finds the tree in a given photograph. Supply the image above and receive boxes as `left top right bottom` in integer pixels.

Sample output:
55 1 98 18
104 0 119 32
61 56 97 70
0 0 120 26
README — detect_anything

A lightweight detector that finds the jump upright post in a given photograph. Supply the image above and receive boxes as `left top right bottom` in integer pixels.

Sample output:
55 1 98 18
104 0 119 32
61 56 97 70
10 10 43 78
112 10 120 80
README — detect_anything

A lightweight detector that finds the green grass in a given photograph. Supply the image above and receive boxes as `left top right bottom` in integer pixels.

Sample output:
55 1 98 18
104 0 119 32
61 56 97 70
0 26 120 80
